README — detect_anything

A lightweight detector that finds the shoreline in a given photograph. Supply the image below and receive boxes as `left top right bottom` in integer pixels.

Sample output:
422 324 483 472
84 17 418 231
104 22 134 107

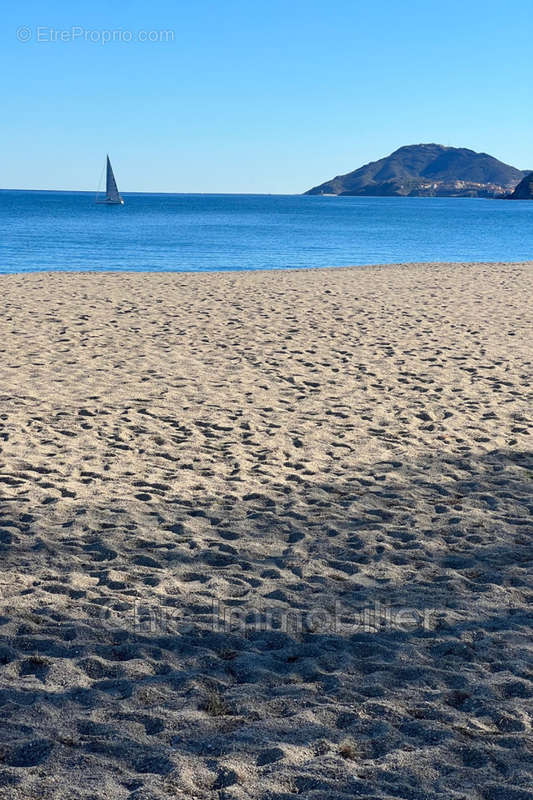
1 258 533 278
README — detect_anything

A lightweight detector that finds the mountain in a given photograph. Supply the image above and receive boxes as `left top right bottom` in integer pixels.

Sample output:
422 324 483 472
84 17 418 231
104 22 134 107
506 171 533 199
305 144 529 198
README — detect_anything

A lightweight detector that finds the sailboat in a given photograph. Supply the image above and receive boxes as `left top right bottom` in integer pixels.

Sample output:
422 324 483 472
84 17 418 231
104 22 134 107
96 155 124 205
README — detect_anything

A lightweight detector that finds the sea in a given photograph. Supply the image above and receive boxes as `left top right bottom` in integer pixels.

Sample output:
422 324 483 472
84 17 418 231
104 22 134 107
1 190 532 274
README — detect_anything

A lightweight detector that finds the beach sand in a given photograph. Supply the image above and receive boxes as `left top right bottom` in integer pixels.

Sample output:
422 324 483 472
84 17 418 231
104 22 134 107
0 261 532 799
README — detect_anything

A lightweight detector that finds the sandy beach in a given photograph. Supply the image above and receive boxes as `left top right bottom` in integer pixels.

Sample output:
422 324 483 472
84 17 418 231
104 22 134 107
0 261 532 799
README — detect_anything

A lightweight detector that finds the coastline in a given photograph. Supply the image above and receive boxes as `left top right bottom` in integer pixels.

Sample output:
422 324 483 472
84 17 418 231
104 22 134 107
1 260 532 797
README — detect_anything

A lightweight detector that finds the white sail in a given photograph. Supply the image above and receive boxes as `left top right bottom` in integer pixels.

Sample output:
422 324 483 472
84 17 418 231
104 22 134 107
97 155 124 204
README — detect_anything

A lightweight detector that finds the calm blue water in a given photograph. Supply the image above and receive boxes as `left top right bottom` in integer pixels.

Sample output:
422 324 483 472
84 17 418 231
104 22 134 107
1 190 532 274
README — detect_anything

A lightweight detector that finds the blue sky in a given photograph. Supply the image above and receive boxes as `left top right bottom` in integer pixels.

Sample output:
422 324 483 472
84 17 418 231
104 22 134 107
2 0 532 193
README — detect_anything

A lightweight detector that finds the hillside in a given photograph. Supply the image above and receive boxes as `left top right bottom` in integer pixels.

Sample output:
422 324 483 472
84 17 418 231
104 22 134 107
305 144 528 198
507 171 533 199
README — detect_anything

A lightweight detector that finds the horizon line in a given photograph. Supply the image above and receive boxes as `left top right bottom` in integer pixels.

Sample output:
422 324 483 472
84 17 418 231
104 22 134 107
0 188 303 197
